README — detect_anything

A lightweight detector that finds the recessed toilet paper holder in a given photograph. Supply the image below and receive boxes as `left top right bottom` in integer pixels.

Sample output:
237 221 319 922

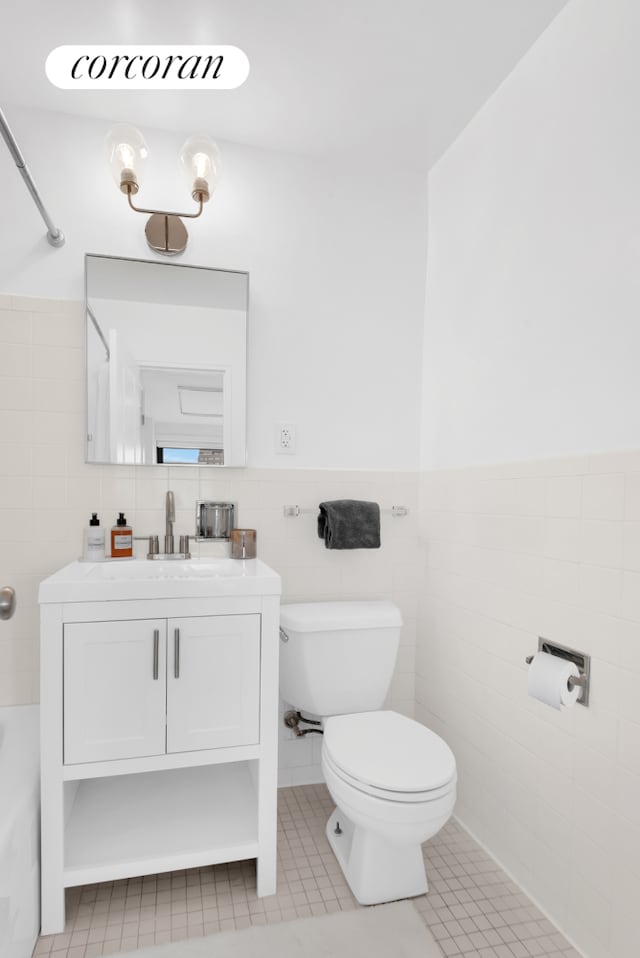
525 638 591 707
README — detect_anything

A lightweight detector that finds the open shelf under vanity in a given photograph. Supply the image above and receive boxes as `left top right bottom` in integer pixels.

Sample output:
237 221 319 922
63 762 259 887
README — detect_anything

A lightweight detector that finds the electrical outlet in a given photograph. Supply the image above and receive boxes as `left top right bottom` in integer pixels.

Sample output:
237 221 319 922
276 423 296 454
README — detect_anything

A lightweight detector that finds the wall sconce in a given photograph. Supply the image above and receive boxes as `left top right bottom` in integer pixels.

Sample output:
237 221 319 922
105 124 220 255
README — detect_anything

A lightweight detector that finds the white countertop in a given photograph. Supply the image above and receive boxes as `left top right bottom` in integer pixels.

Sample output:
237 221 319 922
38 558 281 604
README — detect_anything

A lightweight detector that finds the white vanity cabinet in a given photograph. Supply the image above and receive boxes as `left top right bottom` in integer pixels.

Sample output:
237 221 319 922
64 614 261 764
39 560 281 935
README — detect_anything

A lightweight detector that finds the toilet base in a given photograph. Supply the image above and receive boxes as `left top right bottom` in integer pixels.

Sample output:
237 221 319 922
326 807 428 906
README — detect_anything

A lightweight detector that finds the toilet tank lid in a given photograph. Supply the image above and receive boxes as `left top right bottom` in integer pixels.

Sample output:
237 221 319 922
280 600 402 632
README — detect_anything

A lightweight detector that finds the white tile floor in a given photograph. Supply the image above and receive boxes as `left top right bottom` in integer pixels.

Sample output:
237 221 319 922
34 784 583 958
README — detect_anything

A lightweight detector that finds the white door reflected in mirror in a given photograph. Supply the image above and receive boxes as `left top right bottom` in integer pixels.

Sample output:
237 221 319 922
85 254 248 467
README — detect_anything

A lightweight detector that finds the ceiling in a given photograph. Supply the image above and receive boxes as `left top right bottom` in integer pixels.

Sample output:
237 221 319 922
0 0 569 167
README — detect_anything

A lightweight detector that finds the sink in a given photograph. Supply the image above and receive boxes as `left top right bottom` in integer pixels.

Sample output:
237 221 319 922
99 559 245 580
38 557 281 603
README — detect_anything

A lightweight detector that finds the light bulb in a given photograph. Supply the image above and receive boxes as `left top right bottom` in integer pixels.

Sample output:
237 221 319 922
179 135 220 203
117 142 136 170
105 124 149 194
192 152 212 181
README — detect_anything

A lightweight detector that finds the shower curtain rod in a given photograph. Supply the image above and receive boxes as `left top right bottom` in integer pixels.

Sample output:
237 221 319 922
0 106 65 248
87 304 110 361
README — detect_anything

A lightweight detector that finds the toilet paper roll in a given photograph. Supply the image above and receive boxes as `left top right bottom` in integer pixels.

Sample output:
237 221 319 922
527 651 581 710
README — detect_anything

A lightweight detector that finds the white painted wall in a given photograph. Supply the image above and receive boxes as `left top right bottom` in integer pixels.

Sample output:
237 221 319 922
421 0 640 471
0 105 427 471
419 2 640 956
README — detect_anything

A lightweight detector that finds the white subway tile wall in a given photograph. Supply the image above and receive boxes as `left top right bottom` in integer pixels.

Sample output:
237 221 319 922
0 295 418 783
417 454 640 958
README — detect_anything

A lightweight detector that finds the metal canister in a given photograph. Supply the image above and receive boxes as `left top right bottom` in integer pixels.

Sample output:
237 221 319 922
195 502 235 540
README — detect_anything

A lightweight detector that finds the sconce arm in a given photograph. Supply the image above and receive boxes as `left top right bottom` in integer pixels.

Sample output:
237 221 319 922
126 189 204 220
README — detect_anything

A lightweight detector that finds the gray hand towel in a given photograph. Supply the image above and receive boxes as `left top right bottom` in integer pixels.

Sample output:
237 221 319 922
317 500 381 550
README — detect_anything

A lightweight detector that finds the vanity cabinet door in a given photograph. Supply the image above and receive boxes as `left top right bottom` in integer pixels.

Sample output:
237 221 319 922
64 619 167 764
166 614 261 753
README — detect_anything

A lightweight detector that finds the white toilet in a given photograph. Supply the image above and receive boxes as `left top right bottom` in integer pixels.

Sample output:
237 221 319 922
279 600 457 906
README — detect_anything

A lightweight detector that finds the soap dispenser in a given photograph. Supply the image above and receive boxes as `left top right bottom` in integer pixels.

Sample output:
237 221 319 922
84 513 105 561
111 513 133 558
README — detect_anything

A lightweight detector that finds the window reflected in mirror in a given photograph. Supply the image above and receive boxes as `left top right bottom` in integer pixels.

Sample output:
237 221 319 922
85 255 248 467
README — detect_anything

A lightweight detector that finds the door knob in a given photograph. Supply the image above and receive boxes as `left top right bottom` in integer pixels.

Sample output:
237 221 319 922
0 586 16 621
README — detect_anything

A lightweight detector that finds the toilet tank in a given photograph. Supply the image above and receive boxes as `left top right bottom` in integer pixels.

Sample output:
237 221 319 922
279 601 402 716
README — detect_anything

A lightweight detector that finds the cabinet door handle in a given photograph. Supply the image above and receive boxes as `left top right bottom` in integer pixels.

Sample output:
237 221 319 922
153 629 159 680
174 628 180 679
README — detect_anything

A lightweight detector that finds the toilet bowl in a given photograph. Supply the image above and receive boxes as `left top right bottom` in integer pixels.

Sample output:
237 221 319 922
279 600 457 905
321 710 456 904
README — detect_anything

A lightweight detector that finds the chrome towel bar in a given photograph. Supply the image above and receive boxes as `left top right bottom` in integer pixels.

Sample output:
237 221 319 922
283 505 408 518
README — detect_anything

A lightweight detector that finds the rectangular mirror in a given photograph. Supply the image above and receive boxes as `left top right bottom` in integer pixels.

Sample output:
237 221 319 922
85 254 248 466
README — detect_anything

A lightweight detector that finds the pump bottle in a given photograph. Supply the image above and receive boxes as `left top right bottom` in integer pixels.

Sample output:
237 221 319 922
84 513 105 561
111 513 133 558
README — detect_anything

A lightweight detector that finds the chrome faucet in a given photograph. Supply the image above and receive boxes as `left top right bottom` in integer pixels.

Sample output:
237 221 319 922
165 490 175 555
145 490 190 559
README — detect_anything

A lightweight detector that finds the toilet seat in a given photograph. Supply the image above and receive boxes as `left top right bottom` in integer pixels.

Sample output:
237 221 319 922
322 710 456 802
322 748 456 805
